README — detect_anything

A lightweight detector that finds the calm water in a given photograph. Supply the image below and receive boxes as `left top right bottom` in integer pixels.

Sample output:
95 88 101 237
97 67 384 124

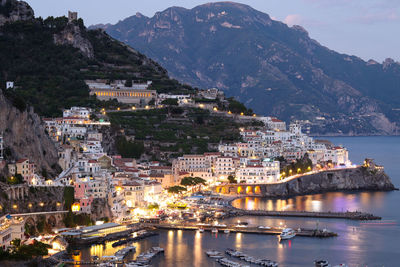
78 137 400 267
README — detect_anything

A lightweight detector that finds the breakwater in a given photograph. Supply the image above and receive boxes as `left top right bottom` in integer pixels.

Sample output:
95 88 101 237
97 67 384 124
150 223 337 238
224 208 381 220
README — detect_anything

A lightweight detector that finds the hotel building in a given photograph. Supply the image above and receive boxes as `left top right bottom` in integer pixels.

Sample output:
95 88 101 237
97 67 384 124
86 80 157 105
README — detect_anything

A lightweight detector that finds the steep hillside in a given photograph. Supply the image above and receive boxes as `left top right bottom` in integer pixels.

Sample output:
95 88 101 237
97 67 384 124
0 0 192 117
94 2 400 135
0 90 60 177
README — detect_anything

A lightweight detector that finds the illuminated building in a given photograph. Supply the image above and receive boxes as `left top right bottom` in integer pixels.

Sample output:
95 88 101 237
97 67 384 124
86 80 156 105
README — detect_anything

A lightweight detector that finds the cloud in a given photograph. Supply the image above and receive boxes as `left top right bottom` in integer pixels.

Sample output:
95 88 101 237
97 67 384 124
284 14 303 26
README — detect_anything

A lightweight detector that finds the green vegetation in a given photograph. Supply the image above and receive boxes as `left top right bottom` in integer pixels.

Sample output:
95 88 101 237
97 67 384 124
161 98 179 106
115 136 144 159
108 107 259 159
0 240 50 261
63 211 93 227
227 175 237 184
167 186 187 194
0 16 193 117
280 155 313 178
6 174 23 185
63 186 75 210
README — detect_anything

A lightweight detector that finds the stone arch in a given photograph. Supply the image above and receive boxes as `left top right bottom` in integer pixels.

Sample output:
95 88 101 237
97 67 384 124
221 187 227 194
229 187 236 194
246 186 253 195
254 186 261 195
25 217 35 227
237 186 244 194
47 215 57 227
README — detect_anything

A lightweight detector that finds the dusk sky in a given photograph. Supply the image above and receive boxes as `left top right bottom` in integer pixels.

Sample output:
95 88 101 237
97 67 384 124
25 0 400 62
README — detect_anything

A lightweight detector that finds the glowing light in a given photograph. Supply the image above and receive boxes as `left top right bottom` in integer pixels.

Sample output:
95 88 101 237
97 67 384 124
228 111 232 114
56 202 61 207
240 112 244 116
132 106 136 110
39 202 44 207
213 107 218 111
253 114 256 117
71 202 80 212
12 204 18 209
117 107 120 111
145 105 149 109
28 203 32 208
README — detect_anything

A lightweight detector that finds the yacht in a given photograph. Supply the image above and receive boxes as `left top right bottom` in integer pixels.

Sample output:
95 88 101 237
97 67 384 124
224 229 230 234
315 260 331 267
211 228 218 233
198 228 205 233
279 228 296 240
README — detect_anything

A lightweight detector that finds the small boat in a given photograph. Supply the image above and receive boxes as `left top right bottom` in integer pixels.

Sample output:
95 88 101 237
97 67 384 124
205 250 224 258
279 228 296 240
258 225 271 229
151 247 164 253
315 260 331 267
224 229 230 234
198 228 204 233
211 228 218 233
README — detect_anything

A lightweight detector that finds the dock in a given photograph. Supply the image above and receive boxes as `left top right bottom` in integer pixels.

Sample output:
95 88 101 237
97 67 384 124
224 208 381 220
148 223 337 238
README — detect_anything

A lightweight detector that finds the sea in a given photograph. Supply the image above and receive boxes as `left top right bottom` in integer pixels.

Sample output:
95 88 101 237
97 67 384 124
76 136 400 267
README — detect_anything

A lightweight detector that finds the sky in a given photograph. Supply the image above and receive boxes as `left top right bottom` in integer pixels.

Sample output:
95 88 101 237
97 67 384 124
25 0 400 62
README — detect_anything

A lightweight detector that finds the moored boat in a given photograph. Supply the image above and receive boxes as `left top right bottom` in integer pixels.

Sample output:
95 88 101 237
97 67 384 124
279 228 296 240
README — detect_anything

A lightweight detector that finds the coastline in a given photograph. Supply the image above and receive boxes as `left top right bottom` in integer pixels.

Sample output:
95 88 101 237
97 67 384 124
214 165 397 200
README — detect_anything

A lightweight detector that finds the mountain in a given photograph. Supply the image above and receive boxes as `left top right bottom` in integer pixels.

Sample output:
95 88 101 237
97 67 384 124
0 0 196 177
0 0 192 117
93 2 400 135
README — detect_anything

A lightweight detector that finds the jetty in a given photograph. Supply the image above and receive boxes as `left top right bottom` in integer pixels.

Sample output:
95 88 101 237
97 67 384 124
147 223 337 238
225 208 381 220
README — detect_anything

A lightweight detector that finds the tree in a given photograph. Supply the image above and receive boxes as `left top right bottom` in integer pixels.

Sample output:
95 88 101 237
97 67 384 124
167 186 187 195
161 98 178 106
227 175 237 184
7 174 23 185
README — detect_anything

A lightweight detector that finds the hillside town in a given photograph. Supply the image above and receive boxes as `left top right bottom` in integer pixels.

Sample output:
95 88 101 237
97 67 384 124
0 78 354 250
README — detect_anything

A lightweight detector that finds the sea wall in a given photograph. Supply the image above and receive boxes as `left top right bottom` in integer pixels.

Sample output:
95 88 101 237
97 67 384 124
215 166 396 197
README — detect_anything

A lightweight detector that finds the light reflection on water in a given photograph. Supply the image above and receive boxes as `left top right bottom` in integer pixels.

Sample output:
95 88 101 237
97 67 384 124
231 191 386 213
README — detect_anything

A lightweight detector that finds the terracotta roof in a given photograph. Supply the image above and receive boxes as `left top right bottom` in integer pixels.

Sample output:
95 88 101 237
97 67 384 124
150 166 172 170
271 118 283 122
16 158 29 163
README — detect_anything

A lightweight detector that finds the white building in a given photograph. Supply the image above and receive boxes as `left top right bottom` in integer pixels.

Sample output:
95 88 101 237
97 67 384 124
63 107 91 119
236 159 280 184
6 81 14 89
215 157 238 178
0 215 25 248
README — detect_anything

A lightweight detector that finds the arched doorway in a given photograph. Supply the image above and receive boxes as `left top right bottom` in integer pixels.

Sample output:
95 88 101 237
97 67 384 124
254 186 261 194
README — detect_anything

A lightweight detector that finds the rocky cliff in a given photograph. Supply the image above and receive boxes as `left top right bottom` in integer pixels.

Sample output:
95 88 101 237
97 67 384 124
0 0 33 26
95 2 400 135
0 90 60 177
262 166 395 197
217 165 396 198
0 185 66 214
53 22 94 58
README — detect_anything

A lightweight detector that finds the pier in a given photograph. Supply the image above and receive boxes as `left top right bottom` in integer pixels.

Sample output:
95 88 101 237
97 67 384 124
147 223 337 238
225 208 381 220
